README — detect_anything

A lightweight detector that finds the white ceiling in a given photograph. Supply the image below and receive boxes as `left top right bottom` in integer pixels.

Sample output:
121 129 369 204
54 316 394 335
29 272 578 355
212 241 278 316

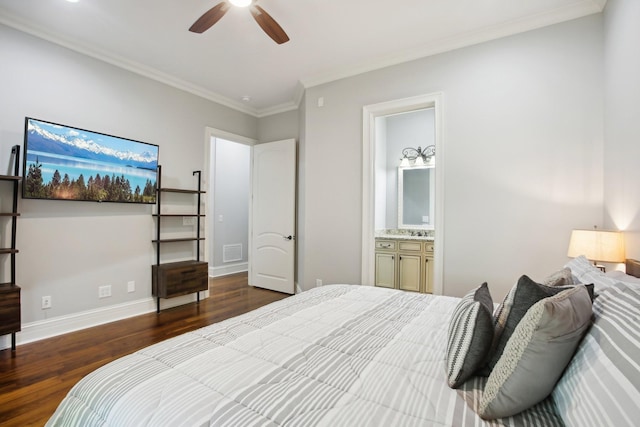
0 0 605 117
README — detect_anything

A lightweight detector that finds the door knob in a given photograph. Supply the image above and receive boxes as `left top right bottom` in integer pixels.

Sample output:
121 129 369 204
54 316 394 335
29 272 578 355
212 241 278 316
284 235 294 240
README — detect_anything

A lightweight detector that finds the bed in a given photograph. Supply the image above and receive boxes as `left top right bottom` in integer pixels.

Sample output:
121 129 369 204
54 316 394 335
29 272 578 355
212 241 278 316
47 258 640 426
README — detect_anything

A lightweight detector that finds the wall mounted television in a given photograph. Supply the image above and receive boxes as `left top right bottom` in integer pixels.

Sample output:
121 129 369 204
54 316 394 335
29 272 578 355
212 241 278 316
22 117 159 204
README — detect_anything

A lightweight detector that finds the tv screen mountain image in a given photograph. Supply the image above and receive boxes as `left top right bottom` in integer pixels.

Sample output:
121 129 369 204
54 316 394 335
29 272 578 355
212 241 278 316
22 117 159 204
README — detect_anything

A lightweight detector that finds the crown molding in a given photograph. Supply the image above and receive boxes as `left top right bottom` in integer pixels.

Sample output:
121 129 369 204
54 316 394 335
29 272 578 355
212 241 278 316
1 1 606 118
255 100 299 118
300 1 604 89
0 12 261 117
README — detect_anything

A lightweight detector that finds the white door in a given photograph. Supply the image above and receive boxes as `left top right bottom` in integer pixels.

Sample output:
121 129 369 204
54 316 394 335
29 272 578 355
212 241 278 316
249 139 296 294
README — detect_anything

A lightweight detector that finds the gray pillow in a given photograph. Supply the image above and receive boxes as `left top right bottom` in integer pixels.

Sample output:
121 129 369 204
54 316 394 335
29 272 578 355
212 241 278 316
542 267 574 286
487 275 568 370
445 282 494 388
478 285 593 419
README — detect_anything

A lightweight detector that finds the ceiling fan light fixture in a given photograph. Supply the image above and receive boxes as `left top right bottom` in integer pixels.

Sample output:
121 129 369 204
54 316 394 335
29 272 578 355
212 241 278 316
229 0 251 7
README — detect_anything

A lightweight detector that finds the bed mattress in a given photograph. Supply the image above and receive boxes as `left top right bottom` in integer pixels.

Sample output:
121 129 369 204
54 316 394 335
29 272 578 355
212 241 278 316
47 285 562 426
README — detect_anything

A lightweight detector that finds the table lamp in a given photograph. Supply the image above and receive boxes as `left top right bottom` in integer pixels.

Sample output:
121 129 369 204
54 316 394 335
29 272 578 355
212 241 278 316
567 227 625 271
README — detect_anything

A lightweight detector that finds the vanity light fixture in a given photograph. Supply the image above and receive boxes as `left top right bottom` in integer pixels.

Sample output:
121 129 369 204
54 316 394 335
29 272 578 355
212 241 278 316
399 145 435 167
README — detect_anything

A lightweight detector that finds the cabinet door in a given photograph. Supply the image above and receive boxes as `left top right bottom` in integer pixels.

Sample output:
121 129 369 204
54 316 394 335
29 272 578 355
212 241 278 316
375 252 396 288
398 254 421 292
423 255 434 293
0 286 21 335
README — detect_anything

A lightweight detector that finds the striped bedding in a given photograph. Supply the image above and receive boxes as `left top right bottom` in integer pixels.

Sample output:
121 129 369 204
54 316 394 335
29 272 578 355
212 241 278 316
551 281 640 426
47 285 563 426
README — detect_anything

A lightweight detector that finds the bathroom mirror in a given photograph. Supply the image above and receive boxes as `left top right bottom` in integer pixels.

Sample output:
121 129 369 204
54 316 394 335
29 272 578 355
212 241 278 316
398 166 435 230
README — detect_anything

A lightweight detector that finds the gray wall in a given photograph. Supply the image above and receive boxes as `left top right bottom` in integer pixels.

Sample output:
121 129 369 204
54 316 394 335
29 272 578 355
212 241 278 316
603 0 640 260
299 15 604 300
0 24 257 324
258 110 299 143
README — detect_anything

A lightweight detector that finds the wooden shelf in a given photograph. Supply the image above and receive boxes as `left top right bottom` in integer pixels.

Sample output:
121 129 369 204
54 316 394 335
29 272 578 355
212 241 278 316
152 237 205 243
152 260 208 299
0 175 21 182
157 188 205 194
0 249 19 255
0 213 20 217
152 214 205 218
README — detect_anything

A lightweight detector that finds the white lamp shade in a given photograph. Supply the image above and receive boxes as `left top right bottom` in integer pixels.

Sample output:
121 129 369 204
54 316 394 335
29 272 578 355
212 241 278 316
400 157 410 167
567 229 625 263
413 156 424 166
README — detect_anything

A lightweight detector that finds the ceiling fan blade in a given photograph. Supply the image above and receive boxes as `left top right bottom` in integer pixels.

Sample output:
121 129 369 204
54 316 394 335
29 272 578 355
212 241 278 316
250 5 290 44
189 2 231 33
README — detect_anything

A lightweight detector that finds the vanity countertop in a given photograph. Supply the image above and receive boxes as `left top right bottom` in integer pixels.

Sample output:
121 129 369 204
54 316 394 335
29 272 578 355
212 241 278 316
375 233 434 242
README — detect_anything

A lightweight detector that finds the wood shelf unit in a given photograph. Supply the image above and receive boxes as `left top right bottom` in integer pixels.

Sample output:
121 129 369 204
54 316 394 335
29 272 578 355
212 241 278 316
0 146 21 351
152 166 208 313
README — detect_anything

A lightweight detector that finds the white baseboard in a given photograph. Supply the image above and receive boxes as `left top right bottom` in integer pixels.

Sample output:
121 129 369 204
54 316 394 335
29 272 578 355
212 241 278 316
0 291 210 351
210 262 248 277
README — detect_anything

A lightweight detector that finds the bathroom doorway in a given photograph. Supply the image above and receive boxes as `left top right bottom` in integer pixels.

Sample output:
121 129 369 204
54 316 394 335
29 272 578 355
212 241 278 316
362 93 444 293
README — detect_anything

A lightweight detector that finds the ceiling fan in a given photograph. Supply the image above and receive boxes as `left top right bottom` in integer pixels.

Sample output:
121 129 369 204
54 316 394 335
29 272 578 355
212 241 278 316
189 0 290 45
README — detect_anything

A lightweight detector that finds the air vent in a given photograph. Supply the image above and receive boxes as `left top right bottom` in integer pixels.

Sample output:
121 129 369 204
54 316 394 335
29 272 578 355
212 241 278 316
223 244 242 263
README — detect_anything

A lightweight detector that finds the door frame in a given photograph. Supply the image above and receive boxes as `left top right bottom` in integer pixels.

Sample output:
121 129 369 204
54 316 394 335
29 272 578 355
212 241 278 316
204 127 257 278
361 93 445 294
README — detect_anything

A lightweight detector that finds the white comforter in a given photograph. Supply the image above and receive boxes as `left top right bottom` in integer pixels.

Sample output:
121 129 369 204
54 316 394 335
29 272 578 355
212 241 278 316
47 285 562 426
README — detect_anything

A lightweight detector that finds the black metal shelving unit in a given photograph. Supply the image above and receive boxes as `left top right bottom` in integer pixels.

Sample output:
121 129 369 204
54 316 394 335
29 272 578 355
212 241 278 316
0 145 21 351
151 166 207 313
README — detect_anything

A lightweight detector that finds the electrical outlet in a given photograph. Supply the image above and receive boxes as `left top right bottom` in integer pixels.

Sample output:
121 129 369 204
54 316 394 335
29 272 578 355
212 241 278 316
182 216 196 226
127 281 135 293
316 279 323 287
98 285 112 298
42 296 52 309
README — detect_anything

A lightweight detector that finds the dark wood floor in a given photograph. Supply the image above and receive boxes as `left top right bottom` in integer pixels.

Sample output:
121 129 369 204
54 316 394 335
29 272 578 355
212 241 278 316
0 273 289 427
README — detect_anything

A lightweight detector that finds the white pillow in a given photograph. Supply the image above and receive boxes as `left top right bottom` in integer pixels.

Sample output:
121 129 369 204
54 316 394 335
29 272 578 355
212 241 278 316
564 256 613 294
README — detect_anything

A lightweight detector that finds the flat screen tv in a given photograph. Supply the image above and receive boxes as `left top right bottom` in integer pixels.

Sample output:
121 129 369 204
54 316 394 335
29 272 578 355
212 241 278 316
22 117 159 204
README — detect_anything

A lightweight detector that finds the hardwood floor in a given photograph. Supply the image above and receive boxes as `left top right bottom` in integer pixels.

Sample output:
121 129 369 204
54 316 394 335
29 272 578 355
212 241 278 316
0 273 289 426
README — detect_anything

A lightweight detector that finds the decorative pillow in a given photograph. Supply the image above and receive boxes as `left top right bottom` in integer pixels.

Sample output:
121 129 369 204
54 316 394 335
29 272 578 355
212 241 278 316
564 255 602 280
542 267 574 286
478 285 593 420
445 283 494 388
564 255 612 293
552 282 640 426
486 275 569 370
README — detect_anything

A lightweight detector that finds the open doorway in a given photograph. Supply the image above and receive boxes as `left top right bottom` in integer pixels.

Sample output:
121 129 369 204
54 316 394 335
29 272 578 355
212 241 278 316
362 93 444 294
204 128 256 278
